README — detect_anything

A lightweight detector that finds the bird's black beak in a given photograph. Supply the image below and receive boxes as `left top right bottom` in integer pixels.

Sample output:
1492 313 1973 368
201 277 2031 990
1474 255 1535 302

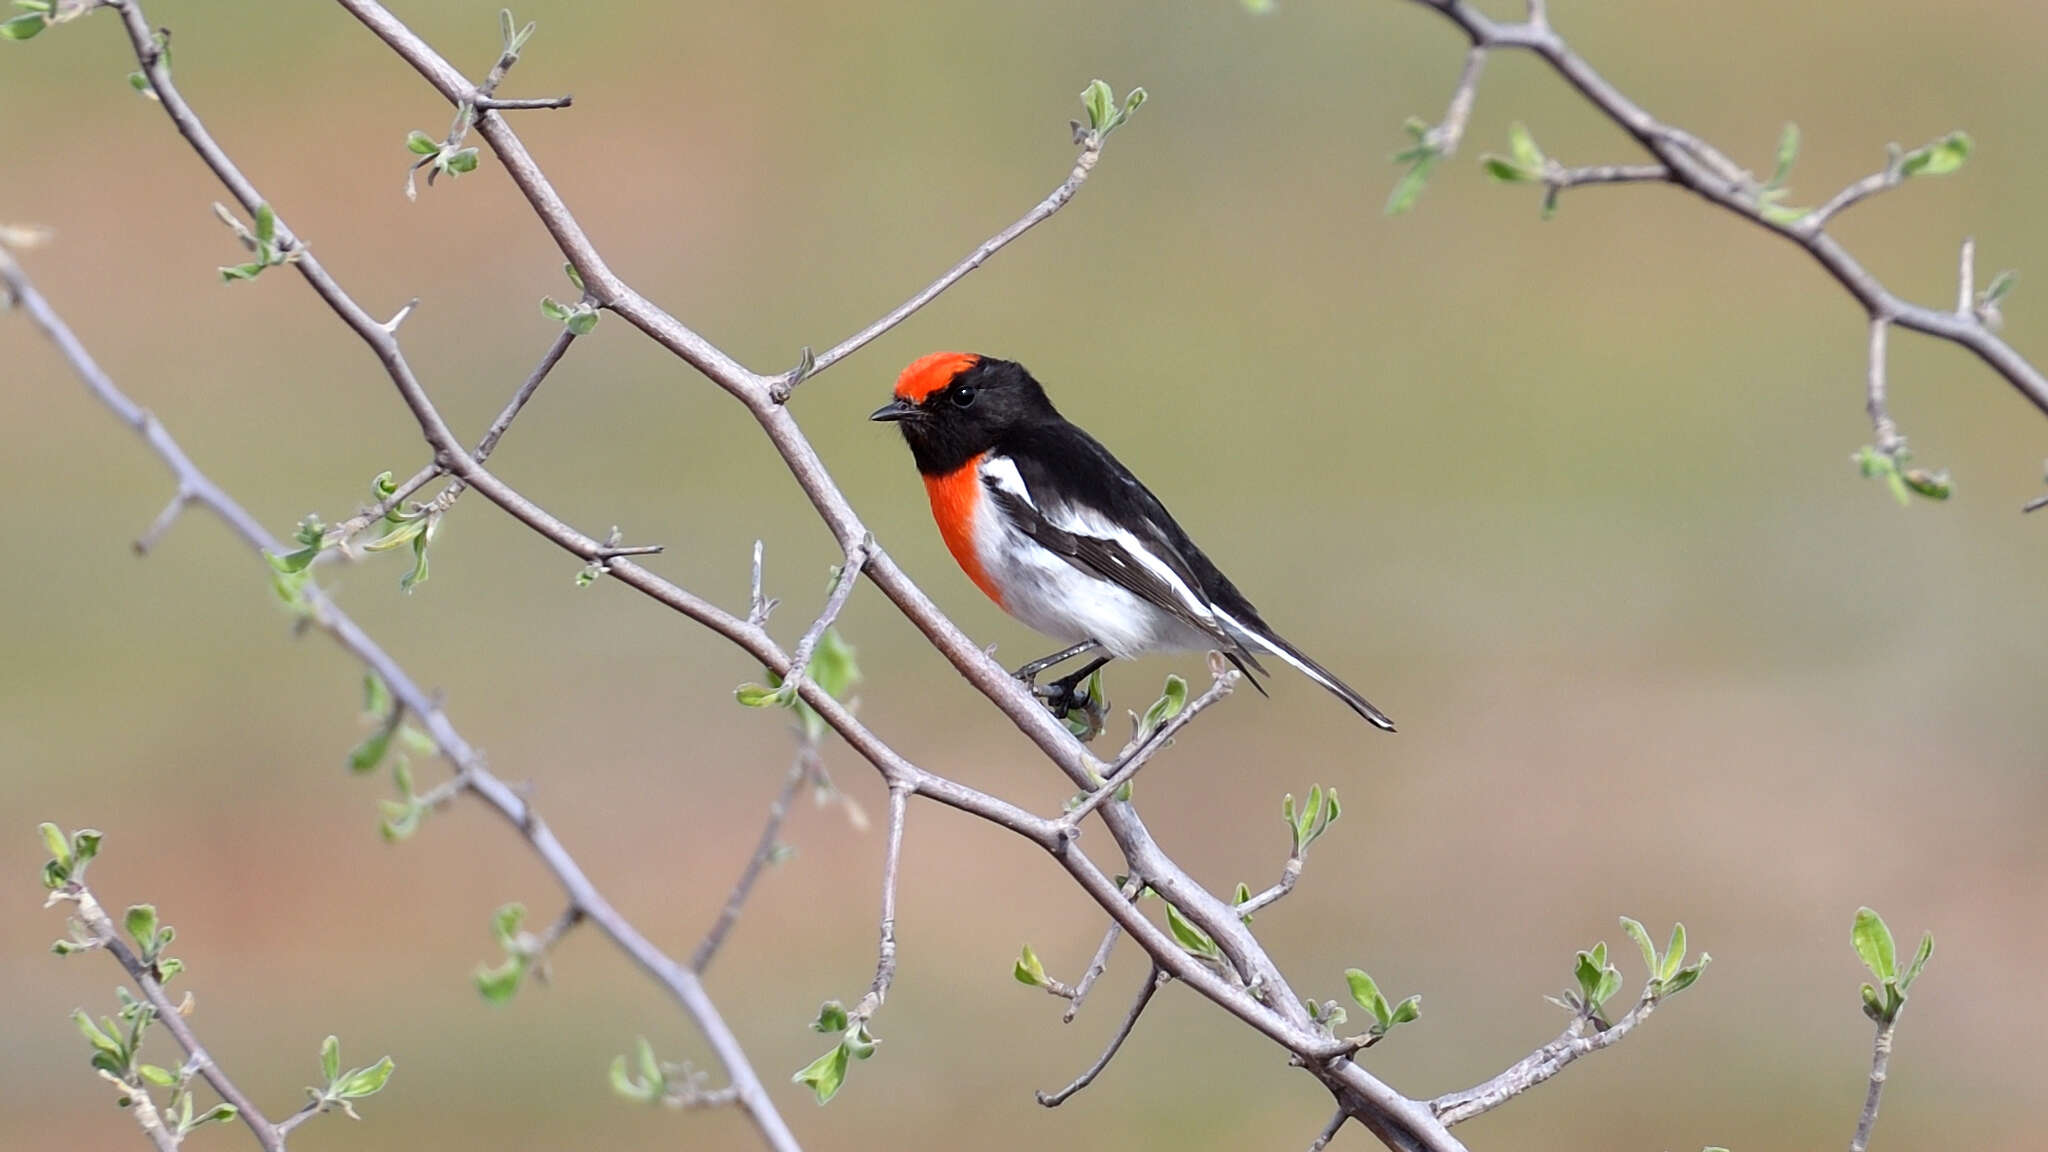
868 397 921 423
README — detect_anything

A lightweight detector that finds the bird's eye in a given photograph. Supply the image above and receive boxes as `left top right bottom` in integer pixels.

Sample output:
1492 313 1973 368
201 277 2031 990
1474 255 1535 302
951 384 978 408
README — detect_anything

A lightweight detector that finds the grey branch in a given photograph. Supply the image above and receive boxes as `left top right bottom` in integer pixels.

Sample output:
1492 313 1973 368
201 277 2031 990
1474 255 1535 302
1059 662 1239 828
0 237 804 1152
1037 966 1167 1106
1062 873 1146 1023
1309 1106 1351 1152
1428 986 1665 1126
848 787 910 1028
1849 1016 1896 1152
1866 318 1900 456
691 746 812 973
785 132 1112 396
1408 0 2048 458
54 877 310 1152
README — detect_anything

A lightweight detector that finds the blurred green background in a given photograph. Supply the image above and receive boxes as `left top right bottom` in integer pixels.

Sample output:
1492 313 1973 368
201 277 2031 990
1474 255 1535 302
7 1 2048 1149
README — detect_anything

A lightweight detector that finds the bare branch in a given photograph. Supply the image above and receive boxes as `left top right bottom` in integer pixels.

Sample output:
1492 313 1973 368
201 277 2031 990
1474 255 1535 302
1406 0 2048 430
133 488 193 555
1429 988 1665 1125
1866 318 1901 457
1849 1016 1898 1152
1957 236 1976 316
787 137 1112 395
1551 162 1667 188
691 747 811 973
475 94 572 110
1036 966 1166 1106
1427 46 1489 159
1063 873 1145 1023
1309 1106 1351 1152
848 787 910 1028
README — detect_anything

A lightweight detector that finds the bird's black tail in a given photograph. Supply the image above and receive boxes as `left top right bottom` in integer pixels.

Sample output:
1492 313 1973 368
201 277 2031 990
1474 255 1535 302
1231 624 1396 732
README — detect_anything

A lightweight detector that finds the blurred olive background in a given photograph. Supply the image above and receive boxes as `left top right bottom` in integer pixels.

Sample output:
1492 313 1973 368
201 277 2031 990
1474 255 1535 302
6 1 2048 1149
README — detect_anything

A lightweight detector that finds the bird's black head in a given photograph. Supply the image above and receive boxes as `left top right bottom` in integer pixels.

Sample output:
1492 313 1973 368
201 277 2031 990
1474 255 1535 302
869 352 1059 475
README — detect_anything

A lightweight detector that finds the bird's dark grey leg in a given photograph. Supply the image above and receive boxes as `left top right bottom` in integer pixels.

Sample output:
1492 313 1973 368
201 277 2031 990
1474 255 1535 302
1010 639 1103 682
1036 655 1113 720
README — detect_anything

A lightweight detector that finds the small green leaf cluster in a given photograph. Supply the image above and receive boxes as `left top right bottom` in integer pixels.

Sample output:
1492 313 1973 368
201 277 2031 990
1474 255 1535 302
305 1035 395 1121
1386 117 1441 216
358 471 440 591
1852 907 1932 1024
1853 446 1951 505
74 994 238 1134
1754 123 1811 225
0 0 75 42
39 821 102 892
1342 967 1421 1041
1076 79 1146 143
122 903 182 979
1897 131 1971 179
540 294 599 336
404 122 480 201
348 675 439 841
473 902 535 1003
791 1001 878 1105
265 514 328 611
218 203 291 283
126 29 170 98
1013 943 1051 989
1977 269 2018 330
736 626 861 744
1282 783 1340 858
1479 123 1562 218
1551 918 1708 1025
1058 665 1109 742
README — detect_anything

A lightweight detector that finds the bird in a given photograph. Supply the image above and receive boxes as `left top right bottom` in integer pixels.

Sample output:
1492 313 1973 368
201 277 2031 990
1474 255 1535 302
870 351 1394 732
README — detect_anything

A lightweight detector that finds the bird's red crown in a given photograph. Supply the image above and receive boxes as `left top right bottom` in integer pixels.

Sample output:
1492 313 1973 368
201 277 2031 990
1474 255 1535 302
894 351 979 402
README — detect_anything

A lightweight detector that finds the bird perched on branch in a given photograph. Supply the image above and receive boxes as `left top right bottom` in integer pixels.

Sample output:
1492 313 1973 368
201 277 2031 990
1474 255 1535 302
871 351 1394 732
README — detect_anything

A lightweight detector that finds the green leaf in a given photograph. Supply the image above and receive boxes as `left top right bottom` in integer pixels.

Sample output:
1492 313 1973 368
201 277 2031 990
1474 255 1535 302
348 724 394 775
1593 966 1623 1009
1620 916 1656 975
0 12 47 39
474 958 525 1002
1508 122 1543 172
1480 154 1535 183
400 517 433 591
1860 981 1885 1021
72 829 101 866
842 1022 878 1061
1982 269 2018 306
1852 907 1898 983
565 308 599 336
405 130 440 155
362 672 393 717
13 1 54 12
539 296 571 322
1661 922 1687 983
735 682 779 707
1900 467 1952 501
219 262 265 283
563 261 584 292
252 203 275 248
443 147 480 174
74 1009 122 1055
378 798 422 841
1759 200 1811 226
1387 995 1421 1026
339 1056 395 1097
320 1035 341 1083
1081 79 1114 133
197 1104 237 1126
792 1044 849 1104
125 905 158 950
1385 149 1439 215
138 1063 176 1087
1574 949 1605 1003
608 1052 657 1102
40 822 70 870
1768 122 1800 189
1663 954 1709 996
1013 945 1048 988
1344 968 1389 1024
1899 131 1971 178
1164 902 1218 959
811 1000 849 1034
1901 931 1934 989
1140 674 1188 735
492 902 526 946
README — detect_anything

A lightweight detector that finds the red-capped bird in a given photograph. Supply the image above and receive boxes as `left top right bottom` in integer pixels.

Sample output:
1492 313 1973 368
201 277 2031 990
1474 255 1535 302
871 352 1394 731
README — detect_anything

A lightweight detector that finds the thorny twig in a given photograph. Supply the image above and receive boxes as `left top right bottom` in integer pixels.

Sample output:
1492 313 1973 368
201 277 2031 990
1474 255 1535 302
1036 966 1167 1107
691 747 813 973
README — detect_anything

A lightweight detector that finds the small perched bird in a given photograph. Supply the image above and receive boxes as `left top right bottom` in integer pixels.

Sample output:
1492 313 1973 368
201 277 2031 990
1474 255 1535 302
871 351 1394 731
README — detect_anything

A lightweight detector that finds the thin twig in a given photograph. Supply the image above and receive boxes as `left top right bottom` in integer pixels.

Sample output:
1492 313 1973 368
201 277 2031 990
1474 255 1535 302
776 535 872 698
475 94 572 110
1310 1106 1352 1152
1848 1017 1897 1152
848 787 910 1028
1866 318 1900 455
59 880 290 1152
1063 873 1144 1023
1059 666 1237 829
1 238 806 1152
785 138 1110 395
1429 989 1664 1125
1036 966 1166 1106
1426 46 1489 158
691 747 812 973
1551 162 1667 188
1405 0 2048 430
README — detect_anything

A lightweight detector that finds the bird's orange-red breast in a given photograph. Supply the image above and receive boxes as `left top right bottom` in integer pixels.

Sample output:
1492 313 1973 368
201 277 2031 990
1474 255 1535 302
870 352 1394 731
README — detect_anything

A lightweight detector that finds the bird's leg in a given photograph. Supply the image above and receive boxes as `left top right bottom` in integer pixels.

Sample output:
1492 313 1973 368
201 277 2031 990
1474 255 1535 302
1036 655 1112 720
1010 639 1102 683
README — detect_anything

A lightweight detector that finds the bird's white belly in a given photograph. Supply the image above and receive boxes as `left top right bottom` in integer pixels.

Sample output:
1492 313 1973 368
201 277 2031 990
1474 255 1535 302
971 500 1214 658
